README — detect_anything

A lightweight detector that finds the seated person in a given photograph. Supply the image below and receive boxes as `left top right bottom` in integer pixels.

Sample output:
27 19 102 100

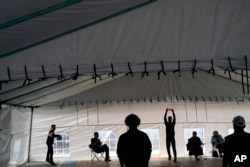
90 132 111 161
187 131 203 160
211 130 224 157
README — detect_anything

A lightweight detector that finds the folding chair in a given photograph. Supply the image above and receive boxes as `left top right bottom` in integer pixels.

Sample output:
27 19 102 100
89 144 105 162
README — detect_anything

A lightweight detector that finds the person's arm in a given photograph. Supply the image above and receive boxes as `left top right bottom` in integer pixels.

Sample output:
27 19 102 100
53 133 61 138
117 136 125 167
223 138 229 167
91 138 101 147
164 110 168 124
172 109 176 124
211 136 214 146
219 135 225 143
118 158 125 167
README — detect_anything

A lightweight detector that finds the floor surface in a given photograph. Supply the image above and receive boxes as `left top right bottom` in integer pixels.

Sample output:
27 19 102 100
20 157 223 167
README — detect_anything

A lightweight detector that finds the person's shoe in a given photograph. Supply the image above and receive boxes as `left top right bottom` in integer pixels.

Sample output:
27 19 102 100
168 156 171 161
195 156 200 160
173 158 177 162
105 158 111 161
46 159 50 162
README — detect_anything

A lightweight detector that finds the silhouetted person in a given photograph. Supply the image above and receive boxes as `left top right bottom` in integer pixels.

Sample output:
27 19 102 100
117 114 152 167
187 131 203 160
90 132 111 161
223 115 250 167
164 108 177 162
211 130 224 157
46 124 61 165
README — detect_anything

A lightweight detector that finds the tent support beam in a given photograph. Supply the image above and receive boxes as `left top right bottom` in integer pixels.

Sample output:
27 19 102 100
28 107 34 163
0 0 82 29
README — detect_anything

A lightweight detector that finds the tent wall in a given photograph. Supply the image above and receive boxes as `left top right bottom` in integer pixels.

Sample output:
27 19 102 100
0 106 31 167
30 101 250 161
0 106 11 166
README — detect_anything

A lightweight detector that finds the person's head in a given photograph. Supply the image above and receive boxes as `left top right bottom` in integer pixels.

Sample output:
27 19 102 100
51 124 56 131
213 130 218 136
232 115 245 131
94 132 99 138
192 131 197 137
168 116 172 122
125 114 140 129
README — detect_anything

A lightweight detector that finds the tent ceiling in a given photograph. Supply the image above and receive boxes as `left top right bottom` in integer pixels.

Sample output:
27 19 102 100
0 0 250 107
0 0 153 57
0 71 249 107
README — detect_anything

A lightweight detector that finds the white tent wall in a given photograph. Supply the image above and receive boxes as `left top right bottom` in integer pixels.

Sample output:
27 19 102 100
9 107 31 166
0 106 11 167
30 100 250 162
0 106 31 167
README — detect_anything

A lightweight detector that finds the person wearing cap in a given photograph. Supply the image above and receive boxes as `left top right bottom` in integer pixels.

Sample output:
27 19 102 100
164 108 177 162
223 115 250 167
117 114 152 167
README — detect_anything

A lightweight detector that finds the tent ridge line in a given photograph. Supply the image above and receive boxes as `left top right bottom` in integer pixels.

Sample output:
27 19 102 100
0 0 81 29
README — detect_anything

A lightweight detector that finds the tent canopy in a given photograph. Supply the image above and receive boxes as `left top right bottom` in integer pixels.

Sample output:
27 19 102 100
0 0 250 107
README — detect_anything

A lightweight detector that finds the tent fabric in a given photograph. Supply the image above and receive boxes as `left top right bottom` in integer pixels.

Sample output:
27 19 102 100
1 0 250 166
0 0 250 81
1 71 248 108
0 107 12 166
0 0 250 107
0 0 152 57
46 71 249 107
30 100 250 161
0 106 31 166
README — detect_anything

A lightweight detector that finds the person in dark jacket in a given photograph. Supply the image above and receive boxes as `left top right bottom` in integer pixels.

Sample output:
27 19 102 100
164 108 177 162
46 124 60 165
223 115 250 167
187 131 203 160
117 114 152 167
90 132 111 161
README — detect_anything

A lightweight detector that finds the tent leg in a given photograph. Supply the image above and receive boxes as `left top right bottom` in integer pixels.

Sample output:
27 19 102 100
28 108 34 163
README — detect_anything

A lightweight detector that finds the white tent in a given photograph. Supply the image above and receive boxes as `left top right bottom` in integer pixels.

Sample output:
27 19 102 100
0 0 250 166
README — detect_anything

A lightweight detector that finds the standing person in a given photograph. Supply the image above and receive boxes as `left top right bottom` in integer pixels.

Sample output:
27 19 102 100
211 130 224 157
164 108 177 162
90 132 111 161
46 124 61 165
117 114 152 167
223 116 250 167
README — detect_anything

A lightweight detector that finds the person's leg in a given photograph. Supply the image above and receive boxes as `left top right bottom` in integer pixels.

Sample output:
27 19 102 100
101 144 111 161
218 148 223 157
48 145 56 165
46 144 50 162
171 139 177 162
166 138 171 160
